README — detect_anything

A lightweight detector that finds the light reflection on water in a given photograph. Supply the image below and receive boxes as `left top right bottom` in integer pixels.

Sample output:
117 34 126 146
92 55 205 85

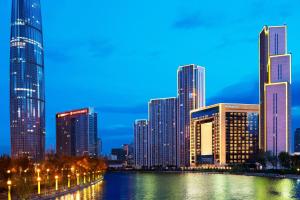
55 172 300 200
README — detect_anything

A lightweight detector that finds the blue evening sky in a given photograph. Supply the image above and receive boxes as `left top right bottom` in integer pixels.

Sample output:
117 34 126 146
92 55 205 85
0 0 299 154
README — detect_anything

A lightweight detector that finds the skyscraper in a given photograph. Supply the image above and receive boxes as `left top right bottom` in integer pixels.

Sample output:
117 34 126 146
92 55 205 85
56 108 98 157
177 64 205 167
134 119 149 169
149 98 177 167
190 104 259 166
259 25 291 155
10 0 45 160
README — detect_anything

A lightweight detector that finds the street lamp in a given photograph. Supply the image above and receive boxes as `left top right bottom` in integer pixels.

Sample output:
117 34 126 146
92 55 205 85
37 169 40 178
83 172 86 184
67 174 71 188
37 177 41 194
7 179 12 200
76 173 80 186
55 175 59 191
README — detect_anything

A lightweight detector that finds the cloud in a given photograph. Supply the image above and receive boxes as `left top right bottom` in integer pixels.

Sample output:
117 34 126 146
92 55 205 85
46 47 71 63
215 36 257 49
172 12 217 30
87 39 115 58
95 104 148 115
208 79 259 105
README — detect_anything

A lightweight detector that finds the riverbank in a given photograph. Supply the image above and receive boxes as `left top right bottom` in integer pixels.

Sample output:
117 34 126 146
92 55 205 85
30 178 103 200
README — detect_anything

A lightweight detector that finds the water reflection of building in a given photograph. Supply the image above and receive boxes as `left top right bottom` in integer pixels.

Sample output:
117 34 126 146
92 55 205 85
190 103 259 166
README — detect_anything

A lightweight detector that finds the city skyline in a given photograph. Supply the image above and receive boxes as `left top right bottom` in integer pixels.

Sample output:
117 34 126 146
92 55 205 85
0 0 300 155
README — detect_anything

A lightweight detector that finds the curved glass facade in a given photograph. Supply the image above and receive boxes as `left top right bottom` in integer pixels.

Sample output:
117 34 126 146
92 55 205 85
10 0 45 160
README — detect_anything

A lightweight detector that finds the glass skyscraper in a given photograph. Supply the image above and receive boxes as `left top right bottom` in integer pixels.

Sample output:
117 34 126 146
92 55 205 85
177 64 205 167
10 0 45 160
259 25 291 155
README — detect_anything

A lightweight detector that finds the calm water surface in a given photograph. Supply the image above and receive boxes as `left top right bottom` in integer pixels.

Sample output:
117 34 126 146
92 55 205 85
57 172 300 200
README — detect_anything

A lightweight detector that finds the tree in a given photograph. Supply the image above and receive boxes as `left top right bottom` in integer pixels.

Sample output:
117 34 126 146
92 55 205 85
278 152 290 169
266 151 277 169
255 149 267 167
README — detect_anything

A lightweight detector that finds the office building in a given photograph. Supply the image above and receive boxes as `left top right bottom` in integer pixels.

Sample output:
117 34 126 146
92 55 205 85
190 104 259 166
10 0 46 160
177 64 205 166
134 119 149 168
149 98 177 167
56 108 98 157
259 25 291 155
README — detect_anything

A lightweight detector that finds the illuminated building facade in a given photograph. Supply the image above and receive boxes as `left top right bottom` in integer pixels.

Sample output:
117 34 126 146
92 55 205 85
190 104 259 166
177 64 205 167
134 119 149 168
56 108 98 157
259 25 291 155
10 0 45 160
149 98 177 167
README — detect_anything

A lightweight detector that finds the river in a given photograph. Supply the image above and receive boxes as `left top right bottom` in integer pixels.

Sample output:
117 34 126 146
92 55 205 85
56 172 300 200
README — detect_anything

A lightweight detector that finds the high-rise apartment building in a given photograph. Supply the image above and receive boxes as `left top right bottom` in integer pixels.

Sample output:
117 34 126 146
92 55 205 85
190 104 259 166
56 108 98 157
177 64 205 166
259 25 291 155
149 98 177 167
10 0 46 161
134 120 149 168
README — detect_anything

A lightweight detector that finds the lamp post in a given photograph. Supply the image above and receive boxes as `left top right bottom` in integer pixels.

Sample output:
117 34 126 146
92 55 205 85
84 172 86 184
24 169 28 183
7 179 11 200
37 177 41 194
55 175 59 191
37 169 40 178
76 173 80 186
67 174 71 188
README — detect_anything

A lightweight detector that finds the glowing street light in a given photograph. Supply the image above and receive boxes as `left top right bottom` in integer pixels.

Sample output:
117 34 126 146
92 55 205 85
84 172 86 184
37 177 41 194
76 173 80 186
37 169 40 178
7 179 12 200
55 175 59 191
68 174 71 188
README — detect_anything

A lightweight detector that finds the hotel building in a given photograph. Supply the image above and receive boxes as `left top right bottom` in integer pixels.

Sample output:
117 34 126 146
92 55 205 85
259 25 291 155
177 64 205 167
56 108 98 157
134 119 149 168
10 0 46 161
190 104 259 166
149 98 177 167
